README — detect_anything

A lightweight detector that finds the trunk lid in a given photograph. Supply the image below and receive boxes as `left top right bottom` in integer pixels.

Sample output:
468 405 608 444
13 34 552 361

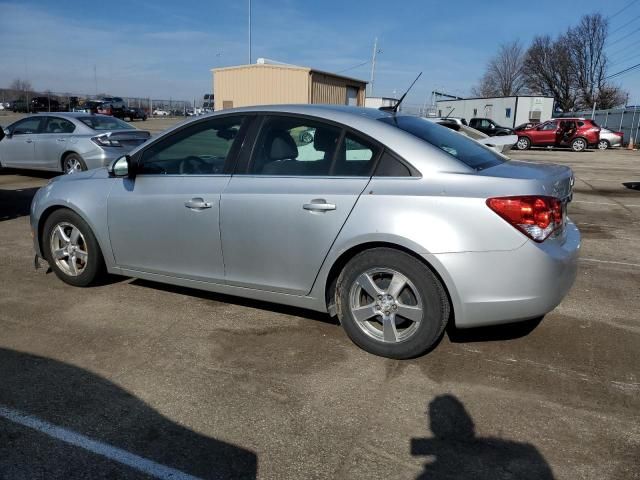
479 160 574 201
104 130 151 150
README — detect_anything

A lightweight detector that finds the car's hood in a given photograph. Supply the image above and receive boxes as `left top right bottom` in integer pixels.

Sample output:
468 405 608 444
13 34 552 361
478 135 517 147
49 167 109 184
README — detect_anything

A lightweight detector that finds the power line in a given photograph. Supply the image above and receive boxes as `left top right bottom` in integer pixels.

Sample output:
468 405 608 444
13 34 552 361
606 61 640 79
607 37 640 60
607 25 640 46
608 0 639 21
609 50 640 67
609 13 640 34
336 60 369 74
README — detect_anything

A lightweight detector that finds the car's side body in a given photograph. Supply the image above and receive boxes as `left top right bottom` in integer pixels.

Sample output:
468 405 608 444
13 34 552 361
599 128 623 148
0 113 150 172
30 105 579 330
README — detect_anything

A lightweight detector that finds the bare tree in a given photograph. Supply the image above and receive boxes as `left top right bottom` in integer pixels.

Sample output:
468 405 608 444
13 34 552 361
472 40 527 97
567 13 608 109
8 78 33 99
523 35 577 112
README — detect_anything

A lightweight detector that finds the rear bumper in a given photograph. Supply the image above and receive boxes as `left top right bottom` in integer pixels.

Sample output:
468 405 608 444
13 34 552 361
426 221 581 328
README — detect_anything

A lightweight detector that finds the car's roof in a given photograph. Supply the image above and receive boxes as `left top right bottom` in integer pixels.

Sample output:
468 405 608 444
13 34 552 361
31 112 111 118
213 104 393 120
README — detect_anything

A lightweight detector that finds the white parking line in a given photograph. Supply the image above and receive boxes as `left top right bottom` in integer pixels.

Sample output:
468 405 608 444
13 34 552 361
580 258 640 268
0 405 203 480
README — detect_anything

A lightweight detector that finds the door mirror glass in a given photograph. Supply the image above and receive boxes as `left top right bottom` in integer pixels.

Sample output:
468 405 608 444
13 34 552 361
111 156 130 177
0 128 5 142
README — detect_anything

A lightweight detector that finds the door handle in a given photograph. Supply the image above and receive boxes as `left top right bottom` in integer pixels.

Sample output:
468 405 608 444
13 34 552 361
56 138 66 142
25 139 33 143
184 197 213 210
303 199 336 212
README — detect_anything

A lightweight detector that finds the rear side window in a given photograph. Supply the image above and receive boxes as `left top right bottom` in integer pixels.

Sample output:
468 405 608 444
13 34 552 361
379 116 505 171
249 116 341 176
332 133 380 176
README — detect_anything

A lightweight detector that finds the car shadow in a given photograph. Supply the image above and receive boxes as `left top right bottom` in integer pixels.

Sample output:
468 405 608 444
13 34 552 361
0 347 257 479
130 278 340 326
0 187 41 221
446 317 544 343
411 394 555 479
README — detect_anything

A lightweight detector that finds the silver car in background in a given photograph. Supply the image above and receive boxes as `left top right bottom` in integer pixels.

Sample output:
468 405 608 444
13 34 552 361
597 128 623 150
0 113 150 174
29 105 580 358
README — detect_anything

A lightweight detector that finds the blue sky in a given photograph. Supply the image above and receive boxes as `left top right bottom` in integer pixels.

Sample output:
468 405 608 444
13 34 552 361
1 0 639 106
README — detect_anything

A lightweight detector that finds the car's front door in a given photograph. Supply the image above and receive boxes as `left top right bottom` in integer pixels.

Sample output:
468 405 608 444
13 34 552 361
532 121 558 145
0 117 43 168
220 115 380 295
107 115 248 281
34 117 76 170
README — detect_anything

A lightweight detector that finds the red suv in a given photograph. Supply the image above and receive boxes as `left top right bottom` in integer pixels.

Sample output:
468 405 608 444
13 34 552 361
515 118 600 152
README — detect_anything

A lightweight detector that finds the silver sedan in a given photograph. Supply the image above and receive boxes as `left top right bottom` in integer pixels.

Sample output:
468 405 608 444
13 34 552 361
0 113 150 174
29 105 580 358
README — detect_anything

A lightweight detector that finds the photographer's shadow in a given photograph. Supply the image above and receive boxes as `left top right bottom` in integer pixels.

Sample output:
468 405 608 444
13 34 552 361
411 395 554 480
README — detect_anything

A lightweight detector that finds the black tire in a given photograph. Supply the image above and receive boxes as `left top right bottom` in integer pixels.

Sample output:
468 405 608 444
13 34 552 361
336 248 450 359
42 209 105 287
62 153 87 174
516 136 531 150
571 137 587 152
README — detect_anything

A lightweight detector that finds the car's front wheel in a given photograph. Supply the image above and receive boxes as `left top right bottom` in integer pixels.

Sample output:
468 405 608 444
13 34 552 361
336 248 449 359
597 139 609 150
43 209 104 287
516 136 531 150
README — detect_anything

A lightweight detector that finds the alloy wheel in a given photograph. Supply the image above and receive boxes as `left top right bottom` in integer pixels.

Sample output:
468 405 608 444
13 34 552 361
598 140 608 150
572 138 587 152
49 222 88 276
516 138 529 150
64 157 83 174
348 268 423 343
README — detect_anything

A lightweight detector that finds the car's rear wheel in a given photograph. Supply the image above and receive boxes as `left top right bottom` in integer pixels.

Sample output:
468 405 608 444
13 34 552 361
571 137 587 152
597 139 609 150
43 209 104 287
62 153 87 174
516 136 531 150
336 248 449 359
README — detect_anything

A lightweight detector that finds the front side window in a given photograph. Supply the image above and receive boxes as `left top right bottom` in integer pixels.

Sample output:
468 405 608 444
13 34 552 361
541 121 558 131
249 116 341 176
379 116 505 171
12 117 43 135
140 116 244 175
505 108 511 118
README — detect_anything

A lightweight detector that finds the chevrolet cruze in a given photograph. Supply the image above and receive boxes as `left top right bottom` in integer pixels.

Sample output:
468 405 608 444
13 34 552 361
29 105 580 358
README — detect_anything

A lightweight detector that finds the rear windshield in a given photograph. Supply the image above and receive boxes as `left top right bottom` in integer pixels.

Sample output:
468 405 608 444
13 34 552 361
79 116 133 131
379 116 505 170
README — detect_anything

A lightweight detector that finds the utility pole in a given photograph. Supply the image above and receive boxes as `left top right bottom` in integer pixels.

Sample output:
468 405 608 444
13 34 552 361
248 0 252 64
369 37 380 97
93 65 98 96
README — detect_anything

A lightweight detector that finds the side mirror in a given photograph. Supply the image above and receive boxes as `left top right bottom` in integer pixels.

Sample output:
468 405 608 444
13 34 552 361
1 128 10 140
109 155 136 179
489 124 495 129
0 128 5 142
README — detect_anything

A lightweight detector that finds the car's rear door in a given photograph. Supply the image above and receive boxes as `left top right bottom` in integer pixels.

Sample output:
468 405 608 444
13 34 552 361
532 121 558 145
34 116 76 170
107 114 248 282
220 114 380 295
0 117 43 168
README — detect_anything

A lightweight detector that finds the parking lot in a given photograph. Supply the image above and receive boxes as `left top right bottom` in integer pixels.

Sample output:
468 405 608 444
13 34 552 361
1 118 639 479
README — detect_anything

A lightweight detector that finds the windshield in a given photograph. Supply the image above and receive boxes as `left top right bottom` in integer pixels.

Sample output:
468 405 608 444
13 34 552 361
379 116 506 170
79 116 134 131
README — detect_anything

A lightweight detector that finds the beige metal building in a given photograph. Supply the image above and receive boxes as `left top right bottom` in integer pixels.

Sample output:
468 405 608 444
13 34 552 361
211 63 367 110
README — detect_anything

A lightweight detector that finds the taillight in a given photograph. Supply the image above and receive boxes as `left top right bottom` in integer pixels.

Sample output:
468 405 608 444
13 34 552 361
91 134 121 147
487 196 563 242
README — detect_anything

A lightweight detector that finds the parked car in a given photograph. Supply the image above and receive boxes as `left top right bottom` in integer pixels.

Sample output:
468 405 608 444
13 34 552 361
30 96 61 112
27 105 580 359
426 118 517 154
153 109 169 116
74 100 104 114
125 107 148 121
468 118 514 136
101 97 126 110
597 128 623 150
10 99 29 113
514 118 601 152
430 116 468 126
514 122 539 131
0 113 150 174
